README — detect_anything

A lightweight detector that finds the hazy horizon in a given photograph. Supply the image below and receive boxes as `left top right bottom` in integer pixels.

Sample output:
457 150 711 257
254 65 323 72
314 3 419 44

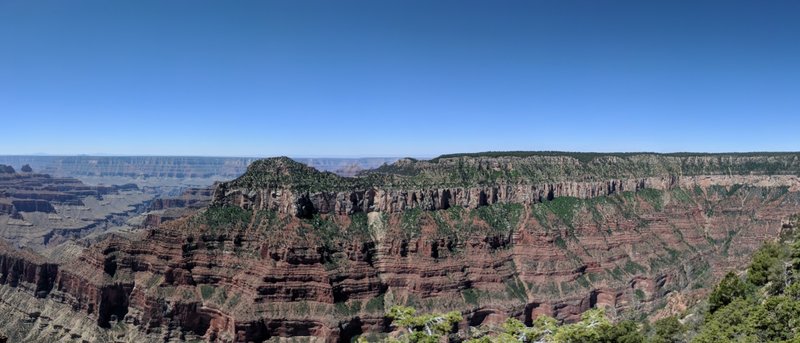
1 150 799 160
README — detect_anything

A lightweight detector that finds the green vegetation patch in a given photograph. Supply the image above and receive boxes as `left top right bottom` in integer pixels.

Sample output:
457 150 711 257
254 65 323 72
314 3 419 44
637 188 664 211
623 260 647 275
554 235 567 249
474 203 523 234
365 294 385 313
542 196 580 227
400 207 423 238
670 187 694 204
201 205 252 229
504 277 528 302
301 213 372 249
461 288 480 306
334 301 362 317
199 284 215 300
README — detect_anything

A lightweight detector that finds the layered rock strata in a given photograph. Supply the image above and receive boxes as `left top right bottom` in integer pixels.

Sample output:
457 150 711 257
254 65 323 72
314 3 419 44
0 153 799 342
0 166 152 248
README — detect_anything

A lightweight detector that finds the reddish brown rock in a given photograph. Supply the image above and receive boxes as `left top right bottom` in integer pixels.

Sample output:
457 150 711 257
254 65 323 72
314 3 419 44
2 154 800 342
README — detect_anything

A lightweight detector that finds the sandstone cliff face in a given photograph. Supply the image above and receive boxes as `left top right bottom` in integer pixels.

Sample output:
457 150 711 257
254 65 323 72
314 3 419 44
0 241 57 297
215 174 800 219
1 153 800 342
214 177 660 216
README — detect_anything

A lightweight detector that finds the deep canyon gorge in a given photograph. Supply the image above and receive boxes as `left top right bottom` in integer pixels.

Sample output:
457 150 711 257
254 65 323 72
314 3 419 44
0 153 799 342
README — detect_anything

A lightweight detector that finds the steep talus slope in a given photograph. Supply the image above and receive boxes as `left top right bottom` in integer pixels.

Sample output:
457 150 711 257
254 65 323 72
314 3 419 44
1 153 800 342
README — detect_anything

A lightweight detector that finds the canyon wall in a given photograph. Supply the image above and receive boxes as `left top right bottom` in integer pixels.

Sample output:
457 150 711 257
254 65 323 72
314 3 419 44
215 174 800 218
0 153 799 342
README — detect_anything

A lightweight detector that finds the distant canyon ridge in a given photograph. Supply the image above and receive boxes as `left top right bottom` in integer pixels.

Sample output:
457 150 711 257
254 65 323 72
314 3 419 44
0 156 400 184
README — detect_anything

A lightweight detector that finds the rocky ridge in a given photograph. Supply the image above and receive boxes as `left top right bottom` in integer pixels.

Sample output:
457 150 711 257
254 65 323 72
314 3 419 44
215 154 800 217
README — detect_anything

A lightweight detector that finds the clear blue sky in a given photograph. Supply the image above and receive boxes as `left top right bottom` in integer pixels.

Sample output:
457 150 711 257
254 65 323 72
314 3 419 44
1 1 798 157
